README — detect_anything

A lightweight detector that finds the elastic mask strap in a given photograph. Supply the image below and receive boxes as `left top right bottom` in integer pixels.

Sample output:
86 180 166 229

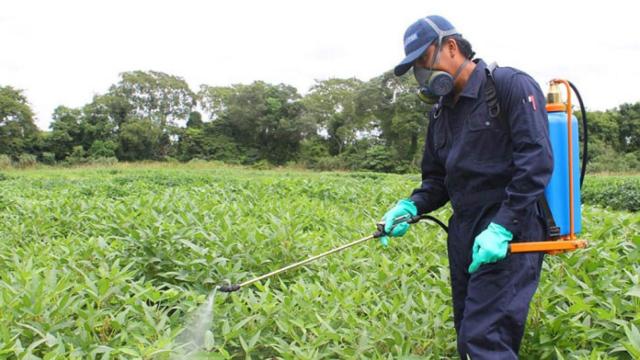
452 58 469 81
422 17 459 71
423 17 458 39
430 44 441 69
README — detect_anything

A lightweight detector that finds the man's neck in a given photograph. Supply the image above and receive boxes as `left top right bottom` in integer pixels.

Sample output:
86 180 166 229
452 60 476 103
455 60 476 94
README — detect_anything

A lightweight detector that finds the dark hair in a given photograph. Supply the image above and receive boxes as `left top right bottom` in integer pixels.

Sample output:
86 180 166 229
444 34 475 60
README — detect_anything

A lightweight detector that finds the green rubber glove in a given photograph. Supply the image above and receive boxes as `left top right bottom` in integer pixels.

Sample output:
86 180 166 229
468 222 513 273
380 199 418 247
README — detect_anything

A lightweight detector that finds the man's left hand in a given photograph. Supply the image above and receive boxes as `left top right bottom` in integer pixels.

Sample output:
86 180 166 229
468 222 513 273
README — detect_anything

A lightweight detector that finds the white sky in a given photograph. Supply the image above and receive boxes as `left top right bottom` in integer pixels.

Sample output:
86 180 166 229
2 0 639 130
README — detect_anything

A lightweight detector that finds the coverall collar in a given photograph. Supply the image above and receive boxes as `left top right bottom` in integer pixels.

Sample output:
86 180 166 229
443 59 486 108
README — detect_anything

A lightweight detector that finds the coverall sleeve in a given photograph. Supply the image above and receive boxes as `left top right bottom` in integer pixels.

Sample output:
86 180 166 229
410 117 450 215
492 73 554 236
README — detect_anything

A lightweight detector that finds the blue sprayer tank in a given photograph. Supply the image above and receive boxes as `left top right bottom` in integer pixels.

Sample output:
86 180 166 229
544 109 582 237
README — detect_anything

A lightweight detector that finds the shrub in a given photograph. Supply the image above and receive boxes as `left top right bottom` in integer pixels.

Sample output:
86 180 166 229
88 157 119 166
89 140 117 158
582 175 640 212
0 154 11 169
66 145 87 165
251 159 273 170
308 156 347 171
40 152 56 165
16 153 37 168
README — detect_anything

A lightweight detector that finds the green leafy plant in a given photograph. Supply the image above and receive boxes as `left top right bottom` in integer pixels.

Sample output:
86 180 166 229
0 166 637 359
583 175 640 211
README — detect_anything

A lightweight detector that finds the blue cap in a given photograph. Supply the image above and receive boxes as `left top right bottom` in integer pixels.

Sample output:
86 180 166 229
394 15 459 76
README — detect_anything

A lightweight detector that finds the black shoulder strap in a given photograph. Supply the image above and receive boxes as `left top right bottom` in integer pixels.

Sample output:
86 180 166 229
484 62 560 239
539 195 561 238
484 62 502 120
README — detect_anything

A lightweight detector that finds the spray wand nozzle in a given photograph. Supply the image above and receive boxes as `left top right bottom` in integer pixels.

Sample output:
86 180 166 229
218 284 241 293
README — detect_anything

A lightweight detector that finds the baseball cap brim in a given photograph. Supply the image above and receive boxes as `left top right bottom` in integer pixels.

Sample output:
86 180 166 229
393 41 431 76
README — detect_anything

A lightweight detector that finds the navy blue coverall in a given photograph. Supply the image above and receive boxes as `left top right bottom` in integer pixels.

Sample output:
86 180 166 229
410 59 554 359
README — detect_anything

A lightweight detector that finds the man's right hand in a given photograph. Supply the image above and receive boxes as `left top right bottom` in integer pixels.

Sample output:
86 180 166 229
379 199 418 247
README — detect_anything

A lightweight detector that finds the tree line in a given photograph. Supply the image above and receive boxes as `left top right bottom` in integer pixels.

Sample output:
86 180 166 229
1 70 639 172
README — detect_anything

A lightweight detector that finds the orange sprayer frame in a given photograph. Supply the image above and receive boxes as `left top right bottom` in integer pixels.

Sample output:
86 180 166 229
509 239 588 254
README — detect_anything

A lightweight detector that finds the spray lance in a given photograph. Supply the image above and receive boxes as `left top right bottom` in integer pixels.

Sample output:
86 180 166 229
218 214 443 293
218 78 590 294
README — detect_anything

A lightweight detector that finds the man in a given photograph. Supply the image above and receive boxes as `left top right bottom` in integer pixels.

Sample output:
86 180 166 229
381 15 554 359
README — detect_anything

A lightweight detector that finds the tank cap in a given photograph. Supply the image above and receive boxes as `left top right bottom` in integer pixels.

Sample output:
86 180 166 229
546 83 566 112
546 103 567 112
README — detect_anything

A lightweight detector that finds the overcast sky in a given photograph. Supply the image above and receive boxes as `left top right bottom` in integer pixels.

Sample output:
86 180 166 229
2 0 639 130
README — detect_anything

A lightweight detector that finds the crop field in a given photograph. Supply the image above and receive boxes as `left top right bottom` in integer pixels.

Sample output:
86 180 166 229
0 165 638 359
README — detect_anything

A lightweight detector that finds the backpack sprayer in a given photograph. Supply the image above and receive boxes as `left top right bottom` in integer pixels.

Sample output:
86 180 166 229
218 79 589 293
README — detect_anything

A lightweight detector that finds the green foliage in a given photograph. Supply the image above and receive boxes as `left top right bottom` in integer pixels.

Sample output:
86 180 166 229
587 139 640 173
47 106 83 160
585 110 620 150
187 111 204 129
88 156 119 166
176 127 244 163
583 175 640 211
616 102 640 153
89 140 117 158
250 159 273 170
302 155 348 171
583 103 640 173
299 137 330 160
3 71 640 173
65 145 87 165
0 167 637 359
199 81 310 165
0 86 39 157
360 72 430 161
117 119 163 161
40 152 56 165
110 70 196 127
16 153 37 168
522 205 640 359
302 78 365 155
352 143 393 171
0 154 11 169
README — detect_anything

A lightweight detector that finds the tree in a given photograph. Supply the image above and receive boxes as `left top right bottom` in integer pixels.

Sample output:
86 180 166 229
176 125 242 162
89 140 117 158
198 85 234 121
198 81 310 164
0 86 39 157
585 110 619 149
111 71 196 128
47 94 124 161
81 95 122 145
109 71 196 158
186 111 203 128
86 93 134 129
117 118 162 161
302 78 365 155
47 106 83 160
365 72 429 160
616 102 640 153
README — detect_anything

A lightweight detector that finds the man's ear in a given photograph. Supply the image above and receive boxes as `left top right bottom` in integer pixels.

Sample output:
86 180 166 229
447 38 458 58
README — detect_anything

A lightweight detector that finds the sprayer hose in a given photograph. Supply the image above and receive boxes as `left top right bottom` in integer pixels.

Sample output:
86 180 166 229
568 81 588 189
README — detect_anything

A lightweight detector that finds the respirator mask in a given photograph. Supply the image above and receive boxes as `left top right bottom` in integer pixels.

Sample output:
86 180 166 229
413 42 469 104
